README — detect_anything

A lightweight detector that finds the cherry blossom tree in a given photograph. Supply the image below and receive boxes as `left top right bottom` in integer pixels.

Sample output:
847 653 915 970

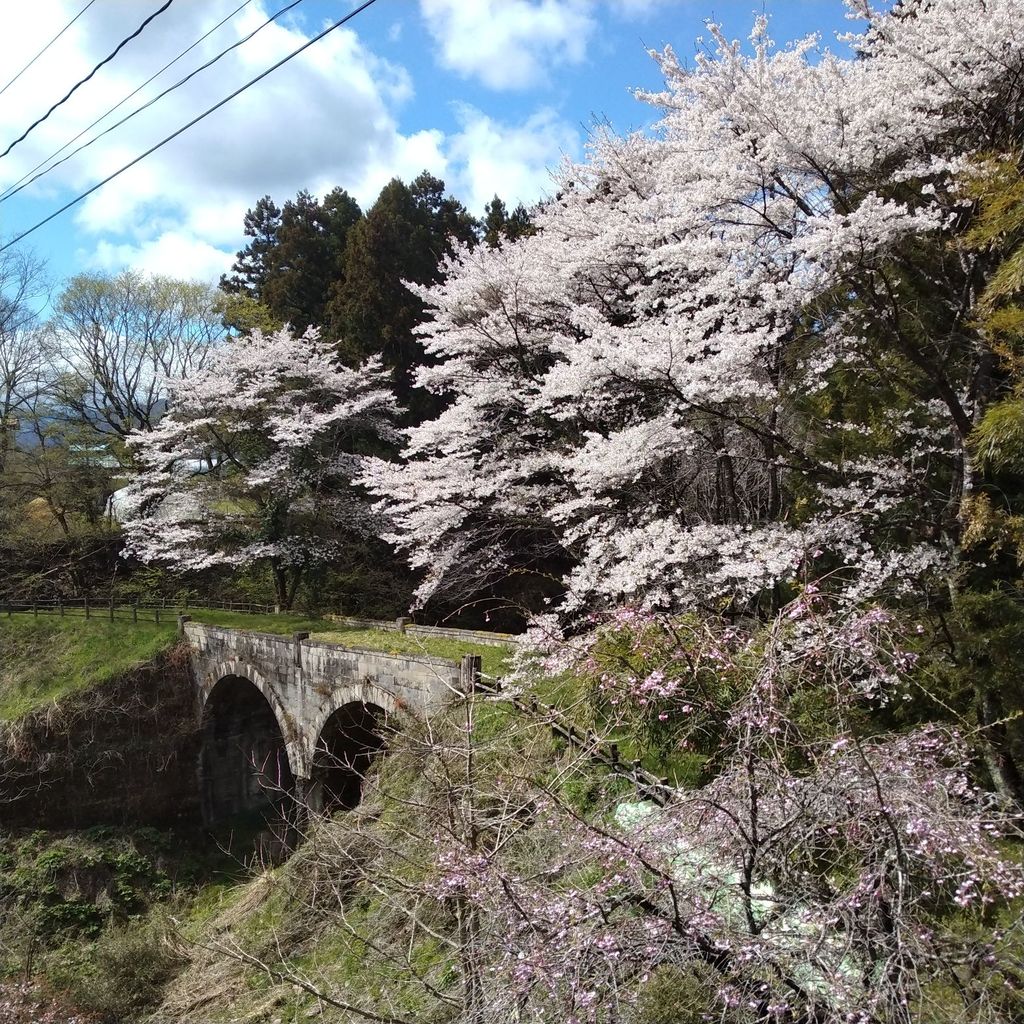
120 326 399 609
441 595 1023 1023
366 0 1024 622
138 8 1024 1020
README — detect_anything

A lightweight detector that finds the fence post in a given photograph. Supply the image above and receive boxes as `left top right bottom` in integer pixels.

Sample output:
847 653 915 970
84 596 90 620
108 596 114 622
395 616 409 633
460 654 482 694
58 599 64 617
155 606 160 625
132 599 138 624
32 602 37 619
183 594 190 611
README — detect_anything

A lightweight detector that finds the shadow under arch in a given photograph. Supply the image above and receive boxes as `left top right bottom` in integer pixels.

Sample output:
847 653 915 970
307 700 391 815
200 674 296 828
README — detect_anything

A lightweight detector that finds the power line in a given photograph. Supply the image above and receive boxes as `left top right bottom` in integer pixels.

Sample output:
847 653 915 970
0 0 100 100
0 0 256 202
0 0 177 161
1 0 273 204
0 0 380 255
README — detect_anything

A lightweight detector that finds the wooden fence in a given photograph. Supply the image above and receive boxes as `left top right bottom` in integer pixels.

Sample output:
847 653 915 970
0 596 277 625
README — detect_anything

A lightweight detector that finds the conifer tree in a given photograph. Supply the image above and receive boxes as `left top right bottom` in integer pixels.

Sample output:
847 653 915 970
262 188 362 334
482 195 534 247
220 195 281 297
327 172 478 421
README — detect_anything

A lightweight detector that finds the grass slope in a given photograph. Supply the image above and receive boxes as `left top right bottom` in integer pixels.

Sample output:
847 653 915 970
0 825 248 1022
0 616 173 721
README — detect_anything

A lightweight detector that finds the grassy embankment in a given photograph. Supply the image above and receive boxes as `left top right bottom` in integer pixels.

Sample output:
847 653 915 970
0 689 583 1024
0 610 512 721
147 698 592 1024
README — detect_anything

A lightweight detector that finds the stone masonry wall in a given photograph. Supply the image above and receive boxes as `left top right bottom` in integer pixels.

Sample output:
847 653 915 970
323 614 522 648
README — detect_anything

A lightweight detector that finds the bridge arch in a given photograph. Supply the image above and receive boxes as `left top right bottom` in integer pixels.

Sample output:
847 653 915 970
199 663 299 827
305 685 404 815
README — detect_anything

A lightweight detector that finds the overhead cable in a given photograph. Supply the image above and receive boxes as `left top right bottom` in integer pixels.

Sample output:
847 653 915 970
0 0 380 254
1 0 292 204
0 0 177 161
0 0 100 100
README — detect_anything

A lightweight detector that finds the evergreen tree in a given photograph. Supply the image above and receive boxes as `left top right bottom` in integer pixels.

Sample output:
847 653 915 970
219 195 281 297
327 172 478 421
482 195 535 247
261 188 361 333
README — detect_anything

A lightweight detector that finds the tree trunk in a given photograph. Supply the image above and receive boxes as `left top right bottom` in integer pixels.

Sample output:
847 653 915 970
286 567 303 613
271 562 291 611
978 688 1024 809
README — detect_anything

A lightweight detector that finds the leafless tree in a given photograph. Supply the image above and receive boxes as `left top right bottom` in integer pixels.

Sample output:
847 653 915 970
45 270 225 452
0 246 48 476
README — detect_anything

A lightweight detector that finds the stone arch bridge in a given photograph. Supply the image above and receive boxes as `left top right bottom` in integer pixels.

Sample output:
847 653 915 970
183 621 482 824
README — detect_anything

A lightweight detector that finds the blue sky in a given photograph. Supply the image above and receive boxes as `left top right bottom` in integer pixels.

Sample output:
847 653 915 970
0 0 857 288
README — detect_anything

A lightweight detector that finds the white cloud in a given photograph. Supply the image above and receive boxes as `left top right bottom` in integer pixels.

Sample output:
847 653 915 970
607 0 668 15
0 0 588 279
419 0 595 90
0 1 447 272
418 0 671 90
446 105 578 213
347 129 450 214
85 232 235 282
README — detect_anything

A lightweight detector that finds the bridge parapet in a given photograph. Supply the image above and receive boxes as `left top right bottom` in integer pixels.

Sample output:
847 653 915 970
323 614 521 648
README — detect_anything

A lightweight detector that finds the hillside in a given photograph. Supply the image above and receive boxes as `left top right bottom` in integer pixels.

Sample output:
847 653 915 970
0 613 517 1023
0 607 1022 1023
1 689 626 1024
